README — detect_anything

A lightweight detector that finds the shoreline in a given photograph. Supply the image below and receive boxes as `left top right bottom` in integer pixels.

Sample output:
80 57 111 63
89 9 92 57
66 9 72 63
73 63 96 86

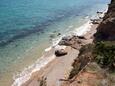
12 5 109 85
0 1 110 86
12 19 100 86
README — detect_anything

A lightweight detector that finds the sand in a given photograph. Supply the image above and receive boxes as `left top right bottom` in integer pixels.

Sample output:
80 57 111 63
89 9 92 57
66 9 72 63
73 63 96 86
20 46 78 86
16 21 100 86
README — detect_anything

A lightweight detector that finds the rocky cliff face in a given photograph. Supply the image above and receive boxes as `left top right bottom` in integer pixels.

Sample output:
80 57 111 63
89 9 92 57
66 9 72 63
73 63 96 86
61 0 115 86
94 0 115 41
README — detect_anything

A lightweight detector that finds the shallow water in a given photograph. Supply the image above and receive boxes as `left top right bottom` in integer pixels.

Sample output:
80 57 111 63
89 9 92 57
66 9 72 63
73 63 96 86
0 0 110 85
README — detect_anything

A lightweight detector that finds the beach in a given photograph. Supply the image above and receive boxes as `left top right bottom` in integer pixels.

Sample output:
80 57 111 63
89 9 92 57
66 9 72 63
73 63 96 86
12 20 100 86
0 0 110 85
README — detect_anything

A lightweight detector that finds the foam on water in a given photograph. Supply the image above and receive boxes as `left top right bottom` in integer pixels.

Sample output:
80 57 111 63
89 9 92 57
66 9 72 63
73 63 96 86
12 54 56 86
12 5 107 86
45 47 52 52
0 0 110 85
73 21 92 36
51 20 92 47
12 5 109 85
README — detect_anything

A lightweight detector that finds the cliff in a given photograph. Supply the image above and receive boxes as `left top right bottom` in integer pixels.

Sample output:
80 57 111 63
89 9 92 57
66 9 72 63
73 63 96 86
62 0 115 86
94 0 115 41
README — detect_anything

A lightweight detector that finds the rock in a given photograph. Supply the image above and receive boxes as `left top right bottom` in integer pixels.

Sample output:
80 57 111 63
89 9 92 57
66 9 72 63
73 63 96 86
59 36 71 45
39 77 47 86
92 21 100 24
97 11 103 14
77 36 86 39
57 33 61 36
58 35 78 46
90 19 100 24
58 35 86 49
77 80 82 84
94 0 115 41
55 49 67 57
49 34 55 38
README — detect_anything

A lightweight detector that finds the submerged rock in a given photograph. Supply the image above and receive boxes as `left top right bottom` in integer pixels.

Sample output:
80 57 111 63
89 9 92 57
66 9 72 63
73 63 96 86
57 33 61 36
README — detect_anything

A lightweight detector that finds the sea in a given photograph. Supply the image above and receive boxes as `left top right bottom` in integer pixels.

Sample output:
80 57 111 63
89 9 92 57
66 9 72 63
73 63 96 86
0 0 110 86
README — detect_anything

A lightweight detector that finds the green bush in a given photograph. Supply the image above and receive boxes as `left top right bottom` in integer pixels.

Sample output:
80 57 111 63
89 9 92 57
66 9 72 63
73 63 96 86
94 41 115 70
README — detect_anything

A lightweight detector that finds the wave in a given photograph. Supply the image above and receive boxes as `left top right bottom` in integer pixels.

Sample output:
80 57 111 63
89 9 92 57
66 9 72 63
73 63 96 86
12 20 93 86
12 54 56 86
73 21 92 36
52 20 92 47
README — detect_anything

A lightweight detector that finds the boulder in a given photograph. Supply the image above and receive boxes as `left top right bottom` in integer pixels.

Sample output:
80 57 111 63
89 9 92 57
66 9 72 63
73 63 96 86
58 35 78 46
77 36 86 39
58 35 85 49
55 49 67 57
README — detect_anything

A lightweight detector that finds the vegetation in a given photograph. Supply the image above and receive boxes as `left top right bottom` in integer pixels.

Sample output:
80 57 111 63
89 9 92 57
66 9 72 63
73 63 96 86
93 41 115 71
69 41 115 79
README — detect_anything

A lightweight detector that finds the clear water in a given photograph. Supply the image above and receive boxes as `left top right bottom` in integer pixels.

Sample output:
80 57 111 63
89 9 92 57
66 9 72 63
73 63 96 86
0 0 110 85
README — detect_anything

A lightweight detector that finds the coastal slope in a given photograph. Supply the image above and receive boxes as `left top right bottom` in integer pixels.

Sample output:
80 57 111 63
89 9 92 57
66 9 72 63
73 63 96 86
12 0 115 86
62 0 115 86
94 0 115 41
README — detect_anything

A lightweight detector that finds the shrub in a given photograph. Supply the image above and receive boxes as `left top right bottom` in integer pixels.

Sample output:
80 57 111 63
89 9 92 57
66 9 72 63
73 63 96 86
94 41 115 71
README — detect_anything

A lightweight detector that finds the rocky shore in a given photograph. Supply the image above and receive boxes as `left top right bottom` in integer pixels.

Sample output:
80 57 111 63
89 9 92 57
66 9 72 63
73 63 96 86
62 0 115 86
18 19 99 86
94 0 115 41
12 0 115 86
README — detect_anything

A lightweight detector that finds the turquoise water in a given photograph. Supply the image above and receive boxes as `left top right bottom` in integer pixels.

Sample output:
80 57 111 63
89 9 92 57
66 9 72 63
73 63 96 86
0 0 110 85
